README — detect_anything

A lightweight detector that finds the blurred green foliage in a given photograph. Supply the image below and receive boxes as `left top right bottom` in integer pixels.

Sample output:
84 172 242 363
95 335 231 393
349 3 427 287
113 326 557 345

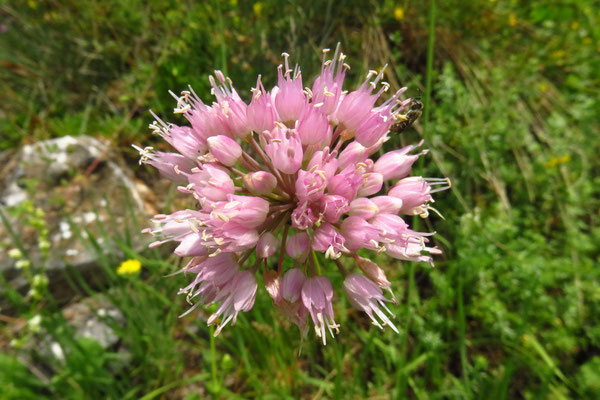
1 0 599 398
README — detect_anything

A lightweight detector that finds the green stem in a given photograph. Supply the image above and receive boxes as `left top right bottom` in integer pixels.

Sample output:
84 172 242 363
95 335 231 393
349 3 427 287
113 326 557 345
457 263 471 395
422 0 436 135
209 325 218 393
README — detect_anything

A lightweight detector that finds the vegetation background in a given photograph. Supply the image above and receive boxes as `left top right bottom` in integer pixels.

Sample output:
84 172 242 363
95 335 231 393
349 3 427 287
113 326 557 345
1 0 599 398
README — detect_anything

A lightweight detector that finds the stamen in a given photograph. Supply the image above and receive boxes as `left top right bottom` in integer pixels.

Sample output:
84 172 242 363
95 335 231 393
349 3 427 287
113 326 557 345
208 248 222 258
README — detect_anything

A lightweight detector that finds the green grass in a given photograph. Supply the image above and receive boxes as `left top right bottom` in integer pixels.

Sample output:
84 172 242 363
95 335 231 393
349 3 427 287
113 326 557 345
1 0 599 398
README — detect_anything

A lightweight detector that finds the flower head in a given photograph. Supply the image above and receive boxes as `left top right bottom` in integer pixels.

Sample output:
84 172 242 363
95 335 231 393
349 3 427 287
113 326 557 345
137 46 449 342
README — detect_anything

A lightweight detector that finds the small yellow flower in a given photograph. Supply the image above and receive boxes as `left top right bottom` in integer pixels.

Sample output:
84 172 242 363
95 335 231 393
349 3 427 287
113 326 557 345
544 154 570 168
28 0 37 9
544 157 559 168
540 83 548 92
508 13 517 27
253 2 263 17
559 154 571 163
117 259 142 275
394 7 405 21
552 49 565 59
583 37 592 45
571 22 579 30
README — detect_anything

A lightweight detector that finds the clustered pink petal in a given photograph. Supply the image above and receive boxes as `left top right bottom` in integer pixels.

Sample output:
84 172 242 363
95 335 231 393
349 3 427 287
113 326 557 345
343 273 398 333
264 125 303 174
301 276 338 345
274 53 306 123
137 46 449 342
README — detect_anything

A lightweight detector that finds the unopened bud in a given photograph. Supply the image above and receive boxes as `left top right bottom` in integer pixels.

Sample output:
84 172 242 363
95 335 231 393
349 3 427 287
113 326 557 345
244 171 277 195
257 232 278 258
262 270 282 303
357 173 383 197
286 231 310 261
374 144 425 181
349 197 379 219
207 135 242 166
371 196 403 215
281 268 305 303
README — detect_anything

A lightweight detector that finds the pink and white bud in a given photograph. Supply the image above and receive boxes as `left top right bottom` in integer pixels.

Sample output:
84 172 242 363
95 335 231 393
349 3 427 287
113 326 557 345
207 135 242 166
357 172 383 197
274 55 306 122
281 268 306 303
286 231 310 261
256 232 278 258
374 143 426 181
247 76 277 133
243 171 277 196
312 223 347 259
343 273 398 333
337 141 368 170
301 276 338 345
371 196 403 215
319 195 349 223
340 216 382 252
349 197 379 219
297 103 331 145
264 125 303 174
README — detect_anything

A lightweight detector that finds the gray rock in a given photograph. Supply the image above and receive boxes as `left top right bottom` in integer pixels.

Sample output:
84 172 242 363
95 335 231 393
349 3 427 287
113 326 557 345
0 136 157 303
11 295 130 383
61 295 125 350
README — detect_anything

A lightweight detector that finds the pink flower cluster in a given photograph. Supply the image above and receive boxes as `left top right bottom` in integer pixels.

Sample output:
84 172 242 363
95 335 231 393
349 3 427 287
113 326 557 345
137 46 449 344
